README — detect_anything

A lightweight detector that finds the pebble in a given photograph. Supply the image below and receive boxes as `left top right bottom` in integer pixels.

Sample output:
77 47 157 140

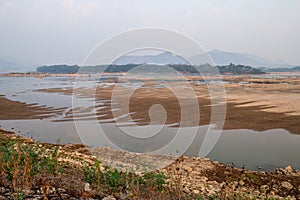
102 196 116 200
281 181 293 190
260 185 269 192
0 186 79 200
239 180 245 186
284 165 293 174
200 176 208 182
0 187 5 194
193 189 200 195
269 191 275 196
184 166 193 173
84 183 91 192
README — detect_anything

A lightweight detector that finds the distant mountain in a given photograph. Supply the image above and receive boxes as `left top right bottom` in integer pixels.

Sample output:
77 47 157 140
0 57 36 73
259 66 300 72
189 49 288 68
3 50 293 73
113 52 189 65
113 50 289 68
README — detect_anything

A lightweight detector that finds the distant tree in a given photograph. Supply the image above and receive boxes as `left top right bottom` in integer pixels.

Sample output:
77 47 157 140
36 63 264 75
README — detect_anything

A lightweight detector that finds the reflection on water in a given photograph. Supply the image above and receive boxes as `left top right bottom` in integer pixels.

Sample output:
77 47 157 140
0 77 76 107
0 119 299 171
0 119 81 144
207 129 300 170
0 76 300 171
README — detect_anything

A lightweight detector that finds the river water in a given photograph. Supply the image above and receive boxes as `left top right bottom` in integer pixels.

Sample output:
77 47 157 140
0 76 299 171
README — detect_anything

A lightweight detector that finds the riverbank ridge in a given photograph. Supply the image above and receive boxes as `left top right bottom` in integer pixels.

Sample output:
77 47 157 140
0 128 299 199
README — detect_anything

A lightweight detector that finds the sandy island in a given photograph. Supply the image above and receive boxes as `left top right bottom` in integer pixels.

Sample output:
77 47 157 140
29 74 300 134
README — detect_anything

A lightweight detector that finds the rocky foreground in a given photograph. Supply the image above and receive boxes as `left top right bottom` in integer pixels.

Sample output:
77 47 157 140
0 129 299 200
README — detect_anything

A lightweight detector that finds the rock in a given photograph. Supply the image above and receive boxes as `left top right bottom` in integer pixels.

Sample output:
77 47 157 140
239 180 245 186
57 188 66 193
193 189 200 195
199 183 206 192
213 161 219 165
269 191 275 196
281 181 293 190
102 196 116 200
275 168 285 174
224 171 230 175
260 185 269 192
22 189 33 195
200 176 208 182
0 195 6 200
268 194 282 200
183 187 191 193
232 181 238 187
184 166 193 173
240 187 248 193
207 180 218 186
49 187 56 194
284 165 293 174
84 183 91 192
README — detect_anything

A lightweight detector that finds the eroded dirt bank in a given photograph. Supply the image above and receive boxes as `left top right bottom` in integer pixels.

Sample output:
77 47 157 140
0 129 299 199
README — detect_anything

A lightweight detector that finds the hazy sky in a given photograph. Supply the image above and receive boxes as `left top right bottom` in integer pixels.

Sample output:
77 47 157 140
0 0 299 66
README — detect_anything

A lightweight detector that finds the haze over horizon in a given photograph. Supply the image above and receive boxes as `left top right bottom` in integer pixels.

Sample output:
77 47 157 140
0 0 300 69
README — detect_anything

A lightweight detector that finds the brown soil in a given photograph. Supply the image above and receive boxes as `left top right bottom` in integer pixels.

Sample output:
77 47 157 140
0 95 65 120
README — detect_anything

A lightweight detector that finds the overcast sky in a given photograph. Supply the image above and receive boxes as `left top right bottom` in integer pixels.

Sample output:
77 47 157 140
0 0 299 66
